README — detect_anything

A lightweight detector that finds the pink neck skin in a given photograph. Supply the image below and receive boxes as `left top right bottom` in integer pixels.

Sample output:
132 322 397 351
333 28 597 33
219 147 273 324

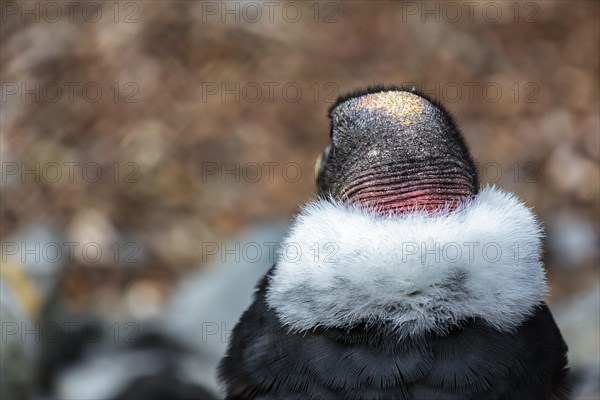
342 174 474 215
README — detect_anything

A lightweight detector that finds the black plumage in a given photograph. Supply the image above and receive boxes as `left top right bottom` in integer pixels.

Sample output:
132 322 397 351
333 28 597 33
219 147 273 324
219 267 569 400
218 86 570 399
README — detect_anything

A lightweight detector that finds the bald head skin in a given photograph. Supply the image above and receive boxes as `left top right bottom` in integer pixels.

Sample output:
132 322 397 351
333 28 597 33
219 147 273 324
316 87 478 213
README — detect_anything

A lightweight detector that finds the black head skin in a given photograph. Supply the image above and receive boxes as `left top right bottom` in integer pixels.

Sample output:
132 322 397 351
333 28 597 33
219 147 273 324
316 86 478 213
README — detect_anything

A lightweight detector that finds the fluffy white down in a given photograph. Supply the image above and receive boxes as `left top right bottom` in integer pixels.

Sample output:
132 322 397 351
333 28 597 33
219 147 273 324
266 186 548 337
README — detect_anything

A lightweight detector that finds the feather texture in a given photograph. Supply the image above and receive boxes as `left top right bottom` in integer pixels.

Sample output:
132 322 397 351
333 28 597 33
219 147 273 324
267 186 547 337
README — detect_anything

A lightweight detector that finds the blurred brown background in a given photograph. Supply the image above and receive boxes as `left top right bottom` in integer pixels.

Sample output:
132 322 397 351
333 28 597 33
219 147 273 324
1 1 599 399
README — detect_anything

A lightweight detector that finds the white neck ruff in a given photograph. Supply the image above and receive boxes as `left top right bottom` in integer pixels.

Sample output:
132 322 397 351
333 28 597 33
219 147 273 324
266 186 547 337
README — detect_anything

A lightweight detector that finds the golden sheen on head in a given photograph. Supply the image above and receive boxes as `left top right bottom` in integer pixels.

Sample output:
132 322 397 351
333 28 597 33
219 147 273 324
331 91 428 127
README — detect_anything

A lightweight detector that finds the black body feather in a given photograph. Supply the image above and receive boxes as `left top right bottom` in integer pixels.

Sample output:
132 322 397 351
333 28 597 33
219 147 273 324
219 267 569 400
